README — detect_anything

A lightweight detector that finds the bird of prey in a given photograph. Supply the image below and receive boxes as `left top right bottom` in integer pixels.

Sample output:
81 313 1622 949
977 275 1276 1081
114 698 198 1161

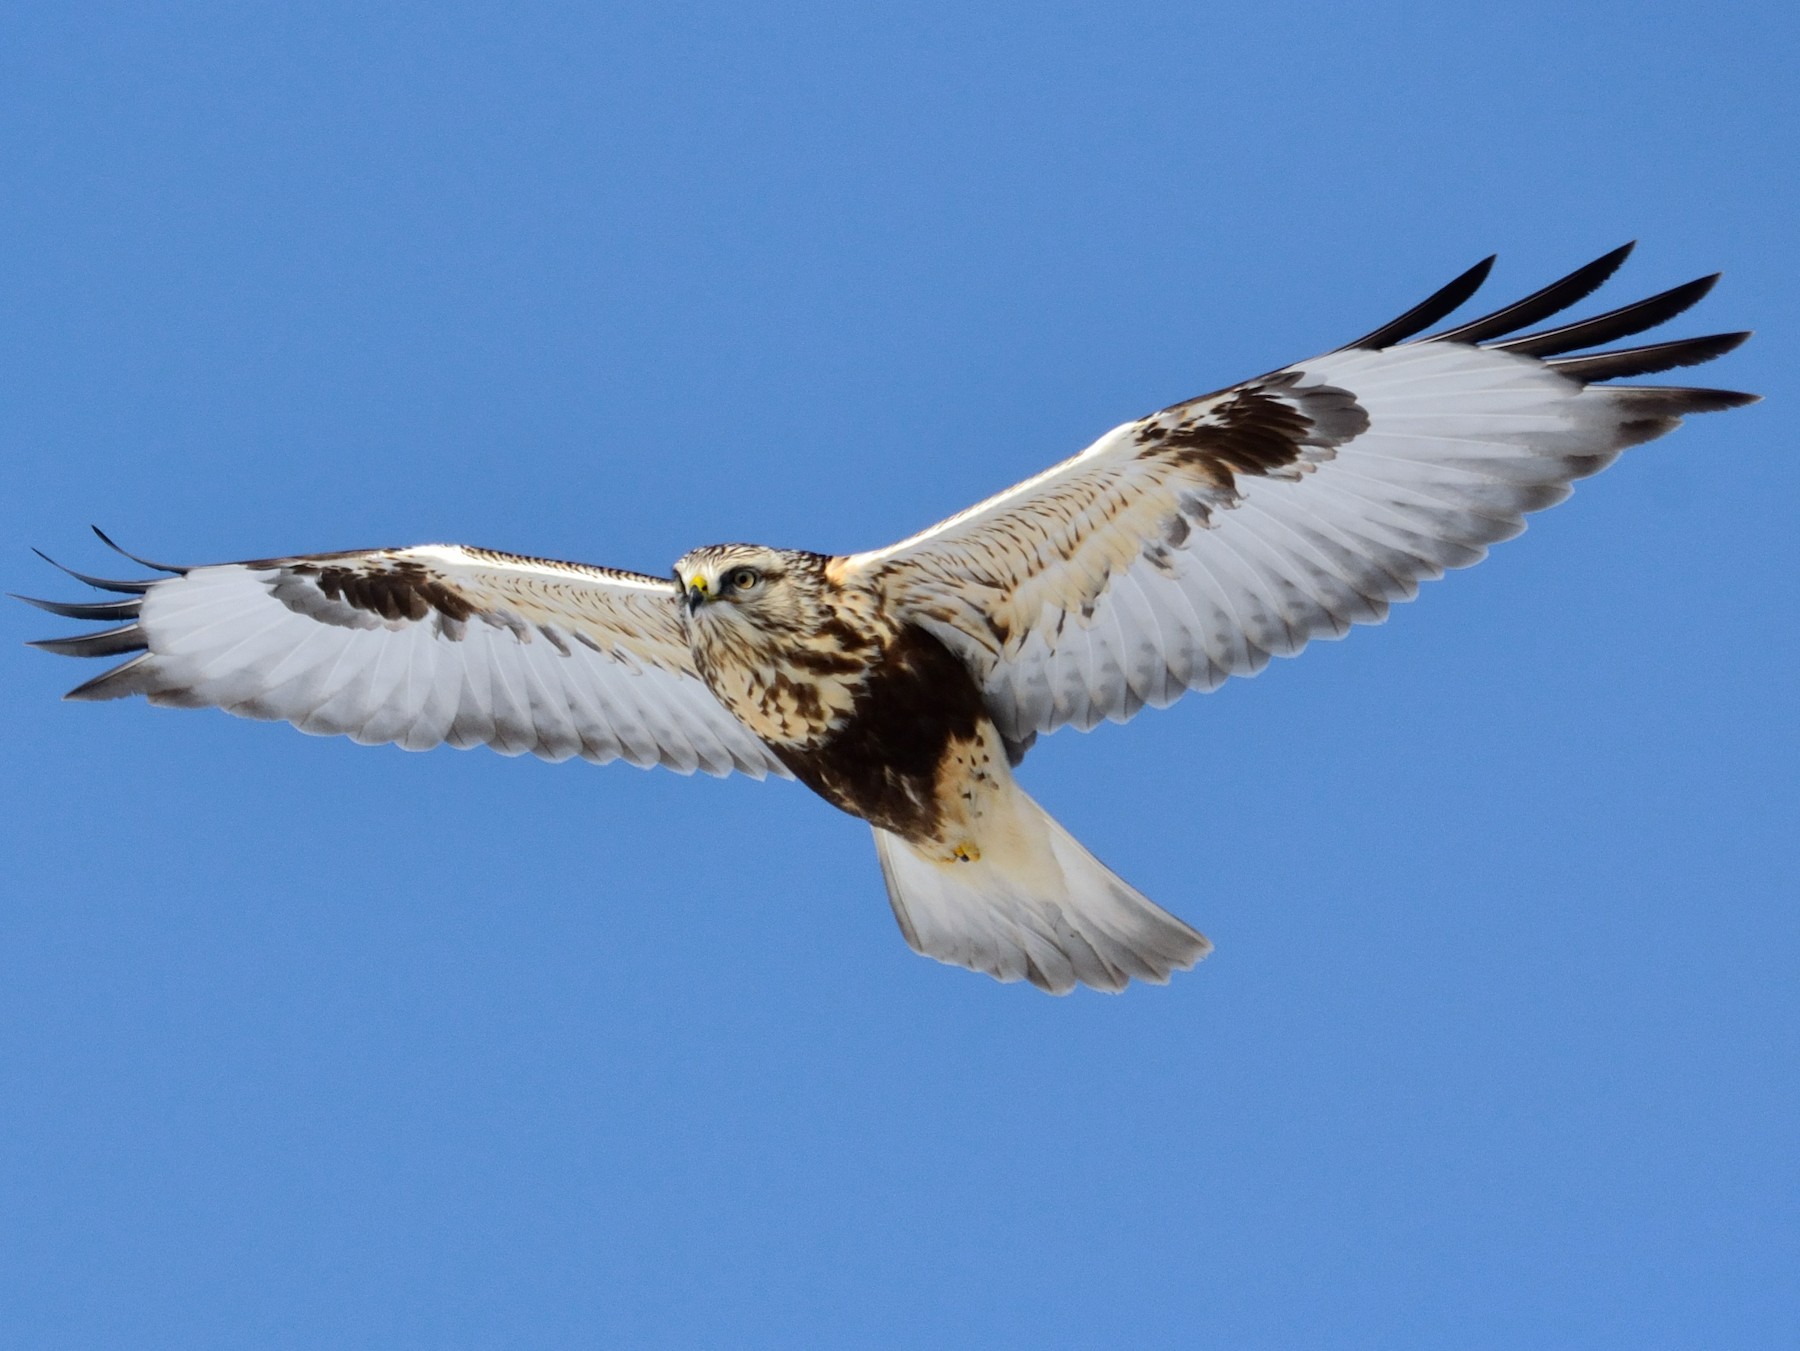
21 244 1756 994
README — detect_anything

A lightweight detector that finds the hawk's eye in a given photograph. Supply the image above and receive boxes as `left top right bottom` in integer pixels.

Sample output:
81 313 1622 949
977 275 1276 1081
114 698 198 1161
728 567 761 591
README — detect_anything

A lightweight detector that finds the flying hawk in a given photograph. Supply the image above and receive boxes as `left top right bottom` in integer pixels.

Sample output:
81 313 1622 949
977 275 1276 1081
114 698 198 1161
21 245 1756 994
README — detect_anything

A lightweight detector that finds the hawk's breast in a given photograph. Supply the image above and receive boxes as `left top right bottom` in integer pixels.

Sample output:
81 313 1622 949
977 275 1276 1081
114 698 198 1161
692 629 871 749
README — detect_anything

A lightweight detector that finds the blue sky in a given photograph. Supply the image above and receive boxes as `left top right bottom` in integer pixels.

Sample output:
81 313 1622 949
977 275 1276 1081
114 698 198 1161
3 2 1795 1347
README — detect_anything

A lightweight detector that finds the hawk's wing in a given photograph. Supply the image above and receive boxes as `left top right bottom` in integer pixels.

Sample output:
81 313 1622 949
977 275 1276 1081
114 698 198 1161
22 539 787 778
837 245 1757 744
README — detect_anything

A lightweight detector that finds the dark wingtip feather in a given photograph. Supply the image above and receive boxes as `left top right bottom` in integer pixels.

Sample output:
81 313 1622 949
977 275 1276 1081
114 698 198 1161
1548 331 1751 382
91 526 188 575
31 548 155 594
1426 243 1637 345
27 624 150 659
1600 384 1760 448
1496 274 1722 359
10 592 145 620
1337 254 1497 351
63 653 156 701
1691 389 1761 410
1603 385 1761 415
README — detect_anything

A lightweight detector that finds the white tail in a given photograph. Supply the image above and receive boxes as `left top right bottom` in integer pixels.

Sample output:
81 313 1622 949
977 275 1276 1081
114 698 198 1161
872 789 1211 994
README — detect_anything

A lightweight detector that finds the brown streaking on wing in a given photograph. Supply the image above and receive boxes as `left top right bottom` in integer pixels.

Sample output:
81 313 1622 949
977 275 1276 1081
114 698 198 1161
270 558 479 626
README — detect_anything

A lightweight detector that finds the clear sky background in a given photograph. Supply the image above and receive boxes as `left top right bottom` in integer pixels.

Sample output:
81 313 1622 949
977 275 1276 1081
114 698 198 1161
3 3 1795 1347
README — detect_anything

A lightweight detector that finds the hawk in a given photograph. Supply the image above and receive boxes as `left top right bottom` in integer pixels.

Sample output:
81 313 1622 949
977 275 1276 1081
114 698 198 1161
21 245 1756 994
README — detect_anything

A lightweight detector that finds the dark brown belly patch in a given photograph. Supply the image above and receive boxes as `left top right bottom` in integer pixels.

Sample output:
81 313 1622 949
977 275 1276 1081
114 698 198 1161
774 624 989 842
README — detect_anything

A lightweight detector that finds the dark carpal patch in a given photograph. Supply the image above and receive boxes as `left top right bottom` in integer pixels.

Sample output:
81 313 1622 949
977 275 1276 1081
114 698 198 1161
1137 374 1368 479
775 624 989 841
273 560 478 628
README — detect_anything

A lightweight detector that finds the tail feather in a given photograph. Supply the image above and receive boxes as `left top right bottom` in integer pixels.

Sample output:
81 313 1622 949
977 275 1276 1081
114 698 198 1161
872 792 1211 994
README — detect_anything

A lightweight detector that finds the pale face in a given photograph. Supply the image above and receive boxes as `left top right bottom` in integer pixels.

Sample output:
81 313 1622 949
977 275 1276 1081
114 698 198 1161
673 545 810 639
671 543 878 747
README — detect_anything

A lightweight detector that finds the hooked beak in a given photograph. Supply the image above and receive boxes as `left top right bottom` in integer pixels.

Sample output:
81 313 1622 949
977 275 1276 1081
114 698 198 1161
684 577 710 613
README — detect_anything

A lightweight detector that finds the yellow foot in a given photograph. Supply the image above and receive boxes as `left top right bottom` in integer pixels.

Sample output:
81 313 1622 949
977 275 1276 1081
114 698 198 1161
950 842 982 863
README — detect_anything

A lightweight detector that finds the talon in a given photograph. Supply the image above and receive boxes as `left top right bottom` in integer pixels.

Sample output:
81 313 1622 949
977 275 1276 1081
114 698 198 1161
951 842 981 863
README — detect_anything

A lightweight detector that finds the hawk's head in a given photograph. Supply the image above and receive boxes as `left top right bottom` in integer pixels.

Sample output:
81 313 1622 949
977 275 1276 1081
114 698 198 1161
674 543 888 745
673 544 834 642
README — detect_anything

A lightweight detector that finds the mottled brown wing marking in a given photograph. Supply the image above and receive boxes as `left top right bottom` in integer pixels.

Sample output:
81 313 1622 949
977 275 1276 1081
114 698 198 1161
1135 374 1369 481
282 559 479 626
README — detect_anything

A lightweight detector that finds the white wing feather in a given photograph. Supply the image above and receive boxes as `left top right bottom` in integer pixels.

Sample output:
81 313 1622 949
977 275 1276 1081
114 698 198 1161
842 260 1753 744
30 543 787 778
